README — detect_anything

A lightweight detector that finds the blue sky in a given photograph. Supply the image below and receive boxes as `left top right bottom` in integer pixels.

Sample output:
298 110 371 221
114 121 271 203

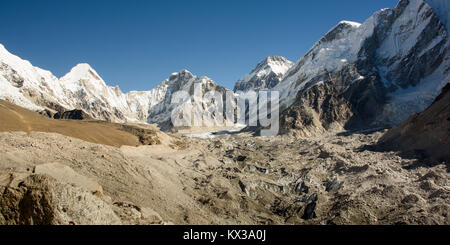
0 0 397 91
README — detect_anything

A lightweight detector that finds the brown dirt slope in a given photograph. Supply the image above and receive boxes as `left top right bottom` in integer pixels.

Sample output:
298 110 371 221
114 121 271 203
379 83 450 162
0 99 163 147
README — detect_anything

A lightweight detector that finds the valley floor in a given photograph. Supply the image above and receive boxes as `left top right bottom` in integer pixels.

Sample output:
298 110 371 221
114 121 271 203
0 128 448 225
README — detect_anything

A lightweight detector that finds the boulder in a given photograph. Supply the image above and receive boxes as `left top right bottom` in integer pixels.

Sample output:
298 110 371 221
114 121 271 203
0 173 121 225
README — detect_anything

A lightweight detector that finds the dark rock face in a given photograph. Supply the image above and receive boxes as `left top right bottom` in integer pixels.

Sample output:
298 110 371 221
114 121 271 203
0 63 24 88
279 0 449 136
280 66 391 135
324 179 344 192
38 109 57 118
54 109 93 120
301 201 317 220
378 83 450 162
280 79 353 135
119 125 162 145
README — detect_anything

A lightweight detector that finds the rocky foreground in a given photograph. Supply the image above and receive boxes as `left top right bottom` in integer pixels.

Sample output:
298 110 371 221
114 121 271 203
0 128 448 225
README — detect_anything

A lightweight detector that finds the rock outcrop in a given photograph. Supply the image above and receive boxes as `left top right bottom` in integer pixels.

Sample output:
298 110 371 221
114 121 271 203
54 109 93 120
0 172 121 225
33 162 104 197
378 83 450 162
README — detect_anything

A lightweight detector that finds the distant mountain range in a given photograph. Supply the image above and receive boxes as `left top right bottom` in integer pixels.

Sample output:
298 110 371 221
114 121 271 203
1 0 448 134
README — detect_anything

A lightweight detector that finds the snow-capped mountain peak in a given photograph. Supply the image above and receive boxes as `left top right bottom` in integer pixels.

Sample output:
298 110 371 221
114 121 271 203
338 20 362 28
234 56 293 92
263 56 293 73
63 63 100 80
278 0 449 135
60 63 108 94
167 69 195 81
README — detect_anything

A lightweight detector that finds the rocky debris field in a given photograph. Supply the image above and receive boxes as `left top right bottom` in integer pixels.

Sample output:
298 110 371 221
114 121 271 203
0 129 448 225
186 131 449 225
